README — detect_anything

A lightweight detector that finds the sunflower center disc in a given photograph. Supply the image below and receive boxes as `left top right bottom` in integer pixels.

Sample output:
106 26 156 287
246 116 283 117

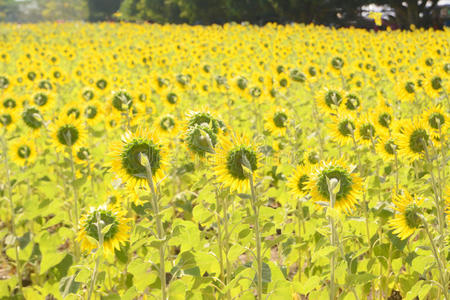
122 141 161 178
226 147 258 180
409 129 429 153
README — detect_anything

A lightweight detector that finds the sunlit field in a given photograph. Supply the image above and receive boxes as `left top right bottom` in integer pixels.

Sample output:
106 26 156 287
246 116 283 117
0 22 449 300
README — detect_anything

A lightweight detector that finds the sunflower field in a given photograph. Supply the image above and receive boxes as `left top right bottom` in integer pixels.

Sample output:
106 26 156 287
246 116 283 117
0 23 449 300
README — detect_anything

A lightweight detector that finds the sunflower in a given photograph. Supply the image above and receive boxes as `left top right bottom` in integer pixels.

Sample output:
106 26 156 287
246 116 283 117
81 87 95 102
0 109 15 131
316 88 344 114
287 164 311 198
111 89 133 113
63 101 83 120
376 133 398 161
356 115 378 146
49 114 87 152
77 204 130 256
329 115 356 146
155 114 178 137
396 118 430 161
395 79 416 102
83 100 103 126
373 102 394 133
9 137 37 167
342 92 362 115
186 109 225 135
185 123 217 157
422 105 448 138
110 128 168 188
214 133 261 193
2 94 18 110
306 160 362 212
22 106 44 132
264 107 289 136
74 146 91 166
388 190 423 240
32 91 54 112
424 74 443 99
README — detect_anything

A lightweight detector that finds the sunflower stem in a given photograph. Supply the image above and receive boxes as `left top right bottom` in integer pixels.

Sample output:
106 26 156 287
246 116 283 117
87 211 104 300
327 178 339 300
297 198 304 282
141 153 167 300
352 135 372 256
69 147 80 262
2 131 23 297
249 174 263 300
421 140 445 240
421 216 448 300
215 189 232 300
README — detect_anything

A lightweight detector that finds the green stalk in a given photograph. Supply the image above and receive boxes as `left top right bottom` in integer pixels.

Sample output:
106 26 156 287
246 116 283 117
249 175 263 300
327 178 339 300
2 131 23 296
69 147 80 262
87 211 104 300
421 216 448 300
351 134 372 255
141 153 167 300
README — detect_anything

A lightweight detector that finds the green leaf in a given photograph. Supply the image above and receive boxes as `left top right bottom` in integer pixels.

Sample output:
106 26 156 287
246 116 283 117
297 276 321 294
227 244 245 262
101 223 113 235
195 251 220 275
168 280 186 300
75 268 90 283
59 274 80 297
312 246 338 263
411 255 435 274
347 272 377 285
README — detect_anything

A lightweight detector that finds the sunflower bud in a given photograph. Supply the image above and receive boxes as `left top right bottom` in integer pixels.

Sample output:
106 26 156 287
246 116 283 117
326 177 340 196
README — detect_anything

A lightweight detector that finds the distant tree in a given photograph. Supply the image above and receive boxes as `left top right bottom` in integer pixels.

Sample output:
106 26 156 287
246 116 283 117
0 0 20 22
371 0 440 28
87 0 123 21
120 0 184 23
38 0 88 21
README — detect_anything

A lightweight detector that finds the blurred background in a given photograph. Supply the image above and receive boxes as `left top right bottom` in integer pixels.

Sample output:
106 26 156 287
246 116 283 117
0 0 449 29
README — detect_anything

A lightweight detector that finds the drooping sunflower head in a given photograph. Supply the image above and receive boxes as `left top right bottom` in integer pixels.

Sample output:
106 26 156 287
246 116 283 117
388 190 423 240
317 88 344 114
186 110 225 135
32 91 54 111
214 133 261 193
155 114 178 137
396 118 430 161
50 113 87 152
376 133 398 161
22 106 44 131
83 101 103 126
264 107 289 136
77 204 130 256
10 137 37 167
330 115 356 146
356 115 378 145
2 95 18 110
422 105 448 137
343 93 361 113
306 160 362 212
111 128 167 187
81 87 95 101
287 164 311 198
185 123 217 157
111 90 133 112
0 109 15 130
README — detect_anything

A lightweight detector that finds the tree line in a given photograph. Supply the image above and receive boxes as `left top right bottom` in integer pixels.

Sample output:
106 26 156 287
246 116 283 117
0 0 444 29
